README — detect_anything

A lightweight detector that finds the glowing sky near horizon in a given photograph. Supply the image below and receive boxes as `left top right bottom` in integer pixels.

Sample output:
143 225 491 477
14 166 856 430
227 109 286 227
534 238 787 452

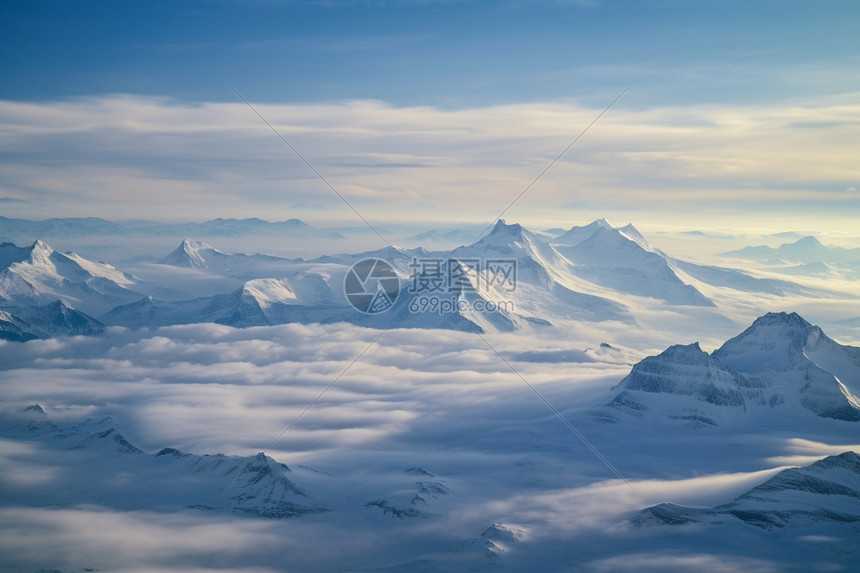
1 0 859 231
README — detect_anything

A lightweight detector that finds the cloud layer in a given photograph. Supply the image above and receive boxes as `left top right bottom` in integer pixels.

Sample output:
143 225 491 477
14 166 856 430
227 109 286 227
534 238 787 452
1 321 858 571
1 95 858 229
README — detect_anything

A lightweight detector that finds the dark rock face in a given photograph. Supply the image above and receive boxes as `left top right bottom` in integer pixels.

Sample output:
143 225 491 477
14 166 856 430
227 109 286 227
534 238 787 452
0 299 104 340
616 342 746 407
602 313 860 425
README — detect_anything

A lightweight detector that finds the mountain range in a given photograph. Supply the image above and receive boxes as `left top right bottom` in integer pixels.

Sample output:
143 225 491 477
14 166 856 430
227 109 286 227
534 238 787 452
0 219 842 339
721 235 860 281
722 235 860 264
2 405 328 518
0 216 343 240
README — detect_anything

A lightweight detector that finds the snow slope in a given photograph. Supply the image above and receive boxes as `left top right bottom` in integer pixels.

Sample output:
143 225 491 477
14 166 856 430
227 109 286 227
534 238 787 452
447 220 631 323
597 312 860 427
105 221 632 332
552 218 614 246
557 225 715 306
0 240 143 314
159 238 299 277
0 221 844 340
635 451 860 530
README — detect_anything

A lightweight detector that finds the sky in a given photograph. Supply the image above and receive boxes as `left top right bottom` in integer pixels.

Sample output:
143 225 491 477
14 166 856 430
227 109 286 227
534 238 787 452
1 0 859 231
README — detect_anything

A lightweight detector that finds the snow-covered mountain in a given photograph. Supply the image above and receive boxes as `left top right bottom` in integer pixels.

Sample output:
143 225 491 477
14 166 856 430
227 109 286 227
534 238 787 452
192 277 345 327
668 256 824 296
362 259 552 333
0 221 840 339
451 220 568 270
0 299 104 340
104 222 633 333
596 312 860 427
2 407 328 518
159 238 219 269
445 220 631 324
104 270 547 334
103 280 325 329
0 240 143 314
556 224 715 306
159 238 299 277
634 451 860 530
553 219 821 302
552 218 614 246
714 312 860 420
364 467 451 519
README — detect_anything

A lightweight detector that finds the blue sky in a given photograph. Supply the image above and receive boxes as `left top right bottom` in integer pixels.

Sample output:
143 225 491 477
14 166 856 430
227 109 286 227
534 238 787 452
1 1 859 229
4 0 858 107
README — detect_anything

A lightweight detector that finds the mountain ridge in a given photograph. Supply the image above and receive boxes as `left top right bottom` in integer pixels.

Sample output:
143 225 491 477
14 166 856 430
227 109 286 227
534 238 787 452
3 407 328 518
0 216 344 240
599 312 860 426
634 451 860 530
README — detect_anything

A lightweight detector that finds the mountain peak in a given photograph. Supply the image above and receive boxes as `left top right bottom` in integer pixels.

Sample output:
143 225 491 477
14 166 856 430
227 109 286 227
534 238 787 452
280 218 311 227
775 235 830 260
713 311 825 374
553 218 614 246
23 403 47 417
788 235 823 247
40 300 105 335
28 239 54 263
650 341 709 364
616 223 654 251
49 299 74 311
455 220 566 269
461 220 532 252
488 219 523 236
160 239 216 269
752 311 813 330
610 340 746 412
180 238 213 252
576 225 648 254
812 451 860 472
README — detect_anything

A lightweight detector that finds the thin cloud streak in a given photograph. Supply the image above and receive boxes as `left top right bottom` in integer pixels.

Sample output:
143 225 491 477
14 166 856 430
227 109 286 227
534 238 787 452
0 95 858 226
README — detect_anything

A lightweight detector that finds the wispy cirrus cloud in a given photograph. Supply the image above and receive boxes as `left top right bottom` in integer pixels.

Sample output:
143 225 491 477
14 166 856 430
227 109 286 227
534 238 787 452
0 94 859 229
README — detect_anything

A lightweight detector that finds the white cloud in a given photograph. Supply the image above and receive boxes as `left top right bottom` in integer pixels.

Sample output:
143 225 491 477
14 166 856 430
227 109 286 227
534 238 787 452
1 95 859 228
0 507 289 573
581 553 783 573
0 322 857 571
